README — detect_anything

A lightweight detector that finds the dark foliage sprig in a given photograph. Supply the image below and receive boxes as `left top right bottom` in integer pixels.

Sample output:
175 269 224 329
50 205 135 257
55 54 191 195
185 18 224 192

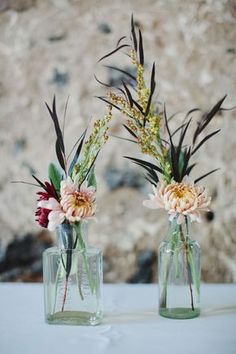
97 15 233 186
13 96 112 197
45 96 66 173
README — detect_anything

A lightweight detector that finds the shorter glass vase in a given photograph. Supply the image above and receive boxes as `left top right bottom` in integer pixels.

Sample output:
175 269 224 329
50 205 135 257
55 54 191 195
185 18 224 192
43 224 103 326
158 217 201 319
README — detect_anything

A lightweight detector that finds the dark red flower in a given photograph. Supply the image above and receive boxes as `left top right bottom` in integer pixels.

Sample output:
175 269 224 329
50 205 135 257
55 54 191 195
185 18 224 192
35 181 58 228
35 207 50 228
37 181 58 201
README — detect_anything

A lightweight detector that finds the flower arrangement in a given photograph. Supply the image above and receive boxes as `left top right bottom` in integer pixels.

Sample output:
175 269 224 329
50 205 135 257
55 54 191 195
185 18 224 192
97 15 228 224
13 16 233 323
16 96 112 322
97 15 233 318
33 96 112 233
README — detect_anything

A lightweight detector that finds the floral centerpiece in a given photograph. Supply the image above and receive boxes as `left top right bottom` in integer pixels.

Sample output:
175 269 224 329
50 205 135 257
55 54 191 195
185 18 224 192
97 15 230 319
22 96 112 325
35 97 112 233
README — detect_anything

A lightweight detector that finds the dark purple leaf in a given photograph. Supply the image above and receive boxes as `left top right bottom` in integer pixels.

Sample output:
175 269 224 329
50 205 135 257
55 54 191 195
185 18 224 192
131 14 137 51
164 105 179 180
184 108 201 122
62 95 70 139
104 65 137 82
96 96 122 112
124 156 164 174
68 129 87 176
132 98 144 113
116 36 127 48
176 118 192 162
138 29 144 65
144 175 157 186
191 129 221 155
123 124 138 139
126 158 159 183
111 135 137 144
144 63 156 124
94 74 112 88
98 44 130 63
180 147 191 180
193 95 226 145
185 163 197 176
32 175 47 191
45 96 66 172
56 138 66 171
194 168 220 184
11 180 41 188
171 122 188 138
122 81 133 108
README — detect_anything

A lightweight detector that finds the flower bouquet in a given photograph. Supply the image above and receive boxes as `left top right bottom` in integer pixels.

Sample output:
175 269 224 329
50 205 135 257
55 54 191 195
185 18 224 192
97 15 230 319
29 97 112 325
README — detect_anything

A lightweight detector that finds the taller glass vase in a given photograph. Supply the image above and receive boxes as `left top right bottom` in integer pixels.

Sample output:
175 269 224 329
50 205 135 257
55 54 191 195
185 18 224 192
158 217 201 319
43 222 103 325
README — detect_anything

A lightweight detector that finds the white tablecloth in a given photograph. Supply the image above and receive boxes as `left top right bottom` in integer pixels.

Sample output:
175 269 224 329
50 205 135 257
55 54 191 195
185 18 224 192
1 283 236 354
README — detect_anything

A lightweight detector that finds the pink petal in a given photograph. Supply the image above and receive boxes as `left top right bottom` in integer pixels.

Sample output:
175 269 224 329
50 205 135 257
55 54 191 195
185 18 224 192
38 197 60 210
60 177 77 196
47 211 65 231
182 175 194 185
189 211 202 223
47 198 61 210
143 199 162 209
48 210 64 222
177 214 185 224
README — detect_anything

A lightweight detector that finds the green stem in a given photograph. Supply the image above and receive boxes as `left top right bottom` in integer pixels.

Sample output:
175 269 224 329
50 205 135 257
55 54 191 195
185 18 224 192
73 223 96 295
76 258 84 301
180 222 194 311
61 226 73 312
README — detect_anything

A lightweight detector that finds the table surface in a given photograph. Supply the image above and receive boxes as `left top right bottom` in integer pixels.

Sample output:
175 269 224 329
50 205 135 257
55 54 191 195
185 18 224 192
1 283 236 354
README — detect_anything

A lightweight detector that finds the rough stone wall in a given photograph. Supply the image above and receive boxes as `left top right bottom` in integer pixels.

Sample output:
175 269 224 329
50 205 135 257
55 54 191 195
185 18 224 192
0 0 235 282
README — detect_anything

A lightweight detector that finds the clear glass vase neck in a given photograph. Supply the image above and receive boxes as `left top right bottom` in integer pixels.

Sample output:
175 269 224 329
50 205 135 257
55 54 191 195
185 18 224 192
56 222 88 250
167 216 191 243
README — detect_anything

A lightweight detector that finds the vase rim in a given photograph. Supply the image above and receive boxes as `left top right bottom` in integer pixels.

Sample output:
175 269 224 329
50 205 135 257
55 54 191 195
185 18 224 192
43 246 102 255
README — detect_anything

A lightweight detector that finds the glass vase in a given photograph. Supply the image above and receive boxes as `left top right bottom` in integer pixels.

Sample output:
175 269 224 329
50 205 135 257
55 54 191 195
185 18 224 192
158 217 200 319
43 223 103 325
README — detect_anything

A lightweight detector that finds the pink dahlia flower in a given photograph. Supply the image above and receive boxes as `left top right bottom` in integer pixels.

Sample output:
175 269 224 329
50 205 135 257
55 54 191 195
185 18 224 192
37 177 96 231
143 176 211 224
60 177 96 223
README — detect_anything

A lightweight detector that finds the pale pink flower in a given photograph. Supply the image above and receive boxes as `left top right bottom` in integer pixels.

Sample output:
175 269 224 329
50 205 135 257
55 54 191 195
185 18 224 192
37 177 97 230
38 198 65 231
60 178 96 223
143 176 211 224
60 177 77 197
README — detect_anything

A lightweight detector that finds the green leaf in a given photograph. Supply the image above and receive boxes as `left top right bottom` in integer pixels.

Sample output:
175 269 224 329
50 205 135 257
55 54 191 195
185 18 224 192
48 162 62 193
87 166 97 189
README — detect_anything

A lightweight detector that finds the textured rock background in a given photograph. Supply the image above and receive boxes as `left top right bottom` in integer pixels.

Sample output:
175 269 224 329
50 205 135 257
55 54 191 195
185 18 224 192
0 0 235 282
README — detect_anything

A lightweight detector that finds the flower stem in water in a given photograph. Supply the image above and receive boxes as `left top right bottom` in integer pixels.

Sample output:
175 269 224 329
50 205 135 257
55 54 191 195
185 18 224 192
180 224 194 311
61 277 69 312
